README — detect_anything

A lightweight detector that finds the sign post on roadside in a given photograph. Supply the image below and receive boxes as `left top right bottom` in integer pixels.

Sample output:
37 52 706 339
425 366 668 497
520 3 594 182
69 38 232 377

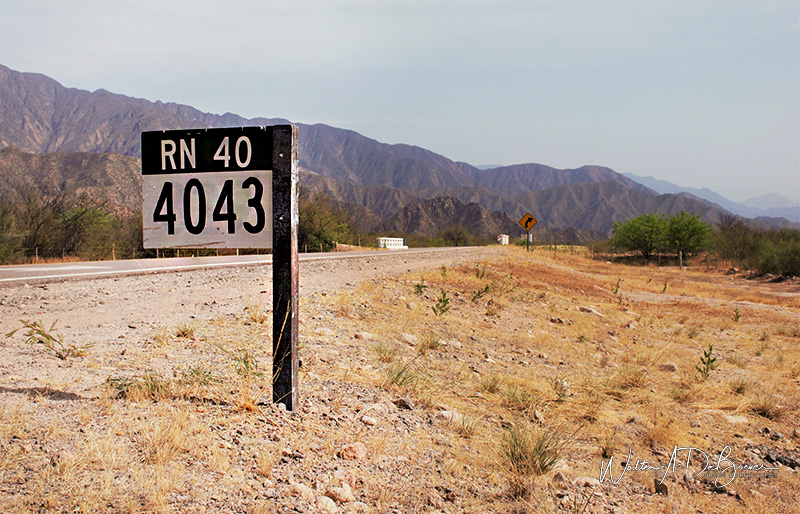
142 125 300 411
518 212 537 252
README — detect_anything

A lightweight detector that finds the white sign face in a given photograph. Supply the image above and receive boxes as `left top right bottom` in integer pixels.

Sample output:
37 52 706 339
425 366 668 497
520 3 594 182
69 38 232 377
142 170 272 248
141 127 274 249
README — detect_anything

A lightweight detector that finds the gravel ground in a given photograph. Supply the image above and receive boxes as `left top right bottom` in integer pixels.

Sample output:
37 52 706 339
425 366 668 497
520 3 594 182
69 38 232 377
0 247 497 399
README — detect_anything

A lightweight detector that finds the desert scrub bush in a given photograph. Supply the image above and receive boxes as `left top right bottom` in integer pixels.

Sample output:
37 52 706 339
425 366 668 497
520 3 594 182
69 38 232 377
480 373 503 394
579 387 606 422
670 382 698 404
455 414 480 438
500 423 570 485
644 408 681 450
373 341 399 363
725 353 746 368
599 430 617 459
107 372 171 401
470 284 490 303
418 332 441 355
610 365 647 390
174 321 197 339
6 319 92 360
214 346 265 411
180 366 221 387
244 303 270 324
695 344 717 381
431 290 450 316
502 383 542 414
750 392 782 420
549 375 569 402
775 324 800 338
728 377 752 395
382 357 425 391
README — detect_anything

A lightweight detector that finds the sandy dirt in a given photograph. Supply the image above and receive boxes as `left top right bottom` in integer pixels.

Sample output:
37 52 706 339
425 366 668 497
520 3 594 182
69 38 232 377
0 248 496 401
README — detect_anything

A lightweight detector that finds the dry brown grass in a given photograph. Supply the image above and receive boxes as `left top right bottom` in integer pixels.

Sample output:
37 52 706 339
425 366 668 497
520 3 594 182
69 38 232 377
2 246 799 512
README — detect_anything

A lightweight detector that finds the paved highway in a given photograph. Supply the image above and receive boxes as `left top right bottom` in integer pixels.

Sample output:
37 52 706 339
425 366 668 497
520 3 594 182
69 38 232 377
0 247 472 286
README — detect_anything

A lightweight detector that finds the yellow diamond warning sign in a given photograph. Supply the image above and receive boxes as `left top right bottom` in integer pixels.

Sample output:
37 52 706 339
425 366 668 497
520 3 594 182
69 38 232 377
519 213 537 231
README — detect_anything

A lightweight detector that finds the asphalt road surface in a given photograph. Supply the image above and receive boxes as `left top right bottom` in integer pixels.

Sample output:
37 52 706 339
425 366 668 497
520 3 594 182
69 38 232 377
0 248 478 286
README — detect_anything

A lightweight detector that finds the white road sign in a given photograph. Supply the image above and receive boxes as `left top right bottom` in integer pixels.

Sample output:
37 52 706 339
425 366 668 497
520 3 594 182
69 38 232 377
141 127 273 249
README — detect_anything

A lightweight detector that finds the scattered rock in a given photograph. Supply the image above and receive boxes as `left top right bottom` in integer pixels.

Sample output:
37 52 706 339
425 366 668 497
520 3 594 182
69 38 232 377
325 482 356 503
366 401 396 415
354 331 372 340
654 478 668 496
289 481 315 502
361 415 377 426
400 333 419 346
659 362 678 373
723 414 749 425
436 411 463 424
338 442 368 460
551 470 568 486
575 476 600 488
406 302 416 310
281 448 304 460
316 495 338 513
579 306 605 317
334 469 356 488
427 490 445 509
447 339 462 349
395 397 415 410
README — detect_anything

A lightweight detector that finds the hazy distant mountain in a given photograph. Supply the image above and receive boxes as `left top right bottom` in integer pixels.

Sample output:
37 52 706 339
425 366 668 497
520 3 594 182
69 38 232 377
470 163 654 197
743 193 799 211
623 172 800 223
377 196 518 238
512 181 730 233
0 63 771 239
0 146 140 214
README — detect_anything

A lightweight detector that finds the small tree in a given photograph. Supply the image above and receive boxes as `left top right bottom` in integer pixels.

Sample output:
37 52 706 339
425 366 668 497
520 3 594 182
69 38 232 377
610 212 667 260
0 204 24 264
441 224 471 247
667 211 712 269
298 190 352 252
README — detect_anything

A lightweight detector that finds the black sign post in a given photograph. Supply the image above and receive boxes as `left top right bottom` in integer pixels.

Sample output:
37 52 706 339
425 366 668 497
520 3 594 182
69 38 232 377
141 125 300 411
271 126 299 411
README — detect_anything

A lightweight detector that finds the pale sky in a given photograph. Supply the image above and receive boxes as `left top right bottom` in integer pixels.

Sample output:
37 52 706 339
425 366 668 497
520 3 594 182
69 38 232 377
1 0 798 203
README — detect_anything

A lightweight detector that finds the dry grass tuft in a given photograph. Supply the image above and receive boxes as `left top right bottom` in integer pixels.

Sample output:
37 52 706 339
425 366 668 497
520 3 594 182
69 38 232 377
750 392 783 420
610 365 648 390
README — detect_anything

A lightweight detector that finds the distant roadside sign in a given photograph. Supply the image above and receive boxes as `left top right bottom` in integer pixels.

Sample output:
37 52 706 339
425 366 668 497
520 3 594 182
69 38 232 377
141 126 274 249
519 213 537 232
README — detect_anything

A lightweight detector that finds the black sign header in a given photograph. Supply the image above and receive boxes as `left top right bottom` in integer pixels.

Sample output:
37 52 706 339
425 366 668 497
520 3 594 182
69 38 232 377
142 126 274 175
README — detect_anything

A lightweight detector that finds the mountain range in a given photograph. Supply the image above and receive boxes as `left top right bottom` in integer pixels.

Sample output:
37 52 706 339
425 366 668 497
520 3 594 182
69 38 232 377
621 173 800 223
0 63 796 241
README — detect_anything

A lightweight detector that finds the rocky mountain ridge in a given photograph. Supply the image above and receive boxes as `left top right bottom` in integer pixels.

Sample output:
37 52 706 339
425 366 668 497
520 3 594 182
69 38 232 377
2 63 786 239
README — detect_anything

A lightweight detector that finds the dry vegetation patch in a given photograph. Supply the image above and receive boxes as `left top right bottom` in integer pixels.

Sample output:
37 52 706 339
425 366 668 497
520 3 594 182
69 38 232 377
1 247 799 512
